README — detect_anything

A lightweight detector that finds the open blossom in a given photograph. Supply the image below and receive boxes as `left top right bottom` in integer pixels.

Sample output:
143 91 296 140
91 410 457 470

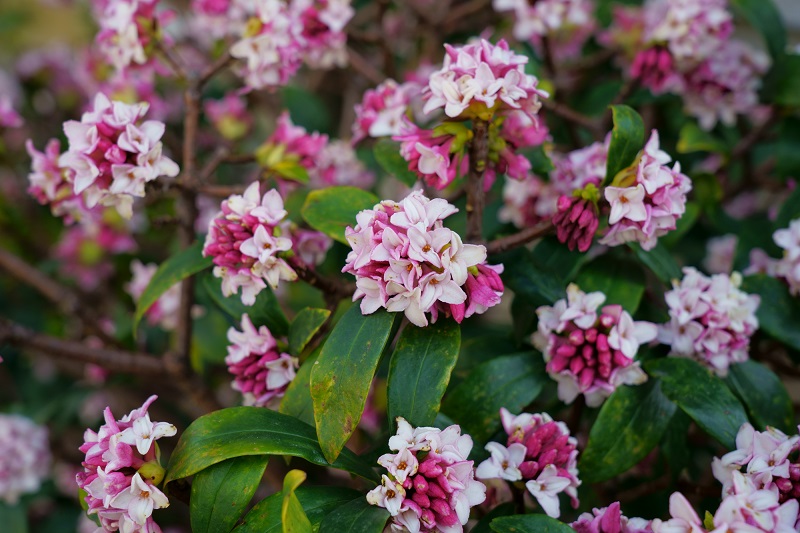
226 314 298 407
94 0 174 72
599 130 691 251
352 79 417 143
0 415 51 504
476 409 580 518
125 260 181 330
367 417 486 532
295 0 353 69
342 190 503 327
58 93 179 219
572 502 653 533
658 268 760 377
203 182 297 305
76 395 176 533
534 284 657 407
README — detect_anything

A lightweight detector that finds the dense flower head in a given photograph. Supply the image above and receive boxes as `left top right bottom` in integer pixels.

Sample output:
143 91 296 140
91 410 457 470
125 260 181 330
352 79 417 144
0 414 51 504
534 284 657 407
476 408 580 518
294 0 353 70
257 111 328 182
572 502 653 533
658 267 760 377
342 190 503 327
552 192 600 253
55 222 137 291
367 417 486 532
226 314 298 407
203 182 298 305
58 92 179 219
76 395 176 533
599 130 691 251
394 123 467 190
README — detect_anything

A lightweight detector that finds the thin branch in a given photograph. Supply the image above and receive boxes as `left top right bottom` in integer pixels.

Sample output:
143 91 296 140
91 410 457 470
731 108 778 160
155 42 189 82
199 146 231 184
196 184 247 198
199 52 234 88
466 118 489 244
289 258 355 309
485 221 554 255
542 99 603 137
347 47 386 85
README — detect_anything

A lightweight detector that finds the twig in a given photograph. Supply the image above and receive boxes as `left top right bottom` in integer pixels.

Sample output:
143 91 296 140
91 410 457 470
289 258 355 309
347 47 386 85
731 108 778 160
542 99 603 137
199 146 231 184
485 222 554 255
155 41 189 81
196 184 247 198
466 118 489 243
199 52 233 88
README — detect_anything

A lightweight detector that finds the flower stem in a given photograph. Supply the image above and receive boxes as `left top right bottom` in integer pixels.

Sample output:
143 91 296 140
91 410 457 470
466 118 489 244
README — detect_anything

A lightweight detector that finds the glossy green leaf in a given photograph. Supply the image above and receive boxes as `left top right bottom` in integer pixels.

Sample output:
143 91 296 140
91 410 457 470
271 160 309 183
472 503 516 533
280 349 319 427
301 187 379 245
726 360 793 432
575 255 645 312
730 0 786 59
603 105 645 186
646 358 748 449
317 497 390 533
501 248 566 306
491 514 575 533
281 470 312 533
311 307 397 463
677 122 729 154
201 272 290 337
134 241 212 335
768 53 800 107
387 319 461 427
288 308 330 356
280 86 332 134
190 455 269 533
442 352 547 443
579 381 676 483
165 407 379 487
374 139 419 187
628 242 682 283
741 274 800 352
234 486 362 533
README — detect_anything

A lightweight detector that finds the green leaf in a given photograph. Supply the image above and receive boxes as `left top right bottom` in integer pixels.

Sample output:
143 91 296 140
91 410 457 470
575 255 645 312
730 0 786 59
603 105 645 186
281 86 332 134
387 319 461 427
442 352 547 443
0 503 27 533
579 381 676 483
726 360 794 432
776 118 800 180
280 349 319 427
301 187 379 245
776 185 800 230
235 486 362 533
165 407 379 487
741 274 800 352
311 307 397 463
201 273 290 337
272 160 310 183
317 497 390 533
768 54 800 107
289 308 331 356
501 248 566 306
490 514 575 533
134 241 212 335
646 358 748 449
374 139 419 187
472 503 516 533
282 470 312 533
190 455 269 533
677 122 730 154
628 242 682 283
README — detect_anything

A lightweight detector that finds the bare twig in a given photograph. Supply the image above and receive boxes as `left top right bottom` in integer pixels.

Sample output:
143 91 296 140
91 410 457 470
199 52 233 88
485 222 554 255
289 258 355 309
347 47 386 85
466 118 489 244
155 42 189 81
199 146 231 184
196 184 247 198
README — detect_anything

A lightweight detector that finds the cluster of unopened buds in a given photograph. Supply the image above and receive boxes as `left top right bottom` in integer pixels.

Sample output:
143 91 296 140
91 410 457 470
225 314 298 407
366 417 486 532
476 408 581 518
76 396 176 533
535 284 657 407
394 39 548 190
0 414 51 504
342 190 503 327
747 218 800 296
658 267 760 377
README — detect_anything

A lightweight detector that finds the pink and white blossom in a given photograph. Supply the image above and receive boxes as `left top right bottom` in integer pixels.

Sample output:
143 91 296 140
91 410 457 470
572 501 653 533
0 415 51 504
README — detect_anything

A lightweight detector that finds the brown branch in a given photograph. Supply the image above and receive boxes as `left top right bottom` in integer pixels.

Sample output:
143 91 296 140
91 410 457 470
289 258 355 309
347 47 386 85
155 42 189 82
466 118 489 244
485 221 554 255
199 52 233 88
442 0 491 28
195 184 247 198
199 146 231 184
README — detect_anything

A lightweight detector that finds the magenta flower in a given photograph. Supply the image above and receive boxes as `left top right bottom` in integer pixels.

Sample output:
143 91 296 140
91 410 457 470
572 502 652 533
352 79 417 143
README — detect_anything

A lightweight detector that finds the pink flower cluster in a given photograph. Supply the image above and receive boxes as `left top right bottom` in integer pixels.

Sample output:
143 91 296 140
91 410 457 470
534 284 657 407
599 130 691 251
203 182 297 305
27 139 94 225
125 260 182 330
226 314 298 407
257 112 327 181
0 414 51 504
55 222 138 291
658 267 760 377
342 190 503 327
352 79 417 144
746 219 800 296
230 0 353 90
476 408 580 518
366 417 486 532
58 93 179 219
572 502 652 533
76 395 176 533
